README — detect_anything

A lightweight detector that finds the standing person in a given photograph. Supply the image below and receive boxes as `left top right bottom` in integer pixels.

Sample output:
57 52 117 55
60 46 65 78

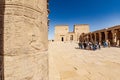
93 43 96 51
103 41 105 47
98 41 101 49
89 41 92 50
78 42 81 49
81 42 84 49
108 40 111 47
78 42 82 49
105 40 108 47
116 40 120 47
83 42 87 49
90 42 93 50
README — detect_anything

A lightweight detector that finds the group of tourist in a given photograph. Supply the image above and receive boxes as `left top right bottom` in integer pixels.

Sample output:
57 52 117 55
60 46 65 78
78 40 111 51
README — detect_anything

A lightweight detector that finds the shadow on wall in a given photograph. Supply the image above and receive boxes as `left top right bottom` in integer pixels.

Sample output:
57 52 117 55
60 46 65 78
0 0 5 80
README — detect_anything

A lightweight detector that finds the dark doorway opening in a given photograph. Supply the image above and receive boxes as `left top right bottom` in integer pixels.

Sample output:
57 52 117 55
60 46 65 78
61 37 64 42
96 33 99 42
101 32 105 41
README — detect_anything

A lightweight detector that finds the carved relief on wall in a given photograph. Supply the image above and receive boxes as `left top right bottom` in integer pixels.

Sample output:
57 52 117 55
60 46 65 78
5 0 47 12
4 5 47 56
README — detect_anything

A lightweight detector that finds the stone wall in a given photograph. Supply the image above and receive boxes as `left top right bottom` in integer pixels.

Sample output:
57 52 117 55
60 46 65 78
0 0 49 80
54 26 69 42
74 24 90 41
66 32 76 41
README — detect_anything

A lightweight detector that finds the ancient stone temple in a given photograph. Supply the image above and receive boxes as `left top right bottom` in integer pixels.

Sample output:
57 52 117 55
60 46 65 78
0 0 49 80
80 25 120 46
54 24 89 42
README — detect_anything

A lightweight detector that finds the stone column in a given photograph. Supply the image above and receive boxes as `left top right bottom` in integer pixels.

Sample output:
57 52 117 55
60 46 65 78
90 33 92 42
99 32 102 42
2 0 49 80
117 29 120 46
94 33 96 43
105 31 108 41
111 30 116 43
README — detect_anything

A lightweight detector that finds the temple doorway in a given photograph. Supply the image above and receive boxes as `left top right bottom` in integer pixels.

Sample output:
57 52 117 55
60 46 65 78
61 37 64 42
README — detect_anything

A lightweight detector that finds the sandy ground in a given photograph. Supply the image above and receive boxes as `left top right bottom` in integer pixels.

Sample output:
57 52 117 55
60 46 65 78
49 42 120 80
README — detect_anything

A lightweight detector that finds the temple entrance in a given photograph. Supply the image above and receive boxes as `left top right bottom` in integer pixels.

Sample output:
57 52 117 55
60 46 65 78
61 37 64 42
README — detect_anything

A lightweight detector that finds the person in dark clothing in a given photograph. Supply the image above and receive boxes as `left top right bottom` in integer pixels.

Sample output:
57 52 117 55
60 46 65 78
93 43 96 51
98 42 101 49
78 42 82 49
83 42 87 49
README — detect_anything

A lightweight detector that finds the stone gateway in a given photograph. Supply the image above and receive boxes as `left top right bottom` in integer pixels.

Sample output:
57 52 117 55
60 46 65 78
54 24 90 42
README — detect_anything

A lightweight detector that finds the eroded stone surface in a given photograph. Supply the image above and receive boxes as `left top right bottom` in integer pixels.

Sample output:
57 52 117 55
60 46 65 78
0 0 48 80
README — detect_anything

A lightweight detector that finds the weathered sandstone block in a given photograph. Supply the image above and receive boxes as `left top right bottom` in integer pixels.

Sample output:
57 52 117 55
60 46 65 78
0 0 48 80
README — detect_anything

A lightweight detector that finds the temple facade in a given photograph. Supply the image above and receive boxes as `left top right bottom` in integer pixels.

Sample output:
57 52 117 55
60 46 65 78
54 24 90 42
80 25 120 46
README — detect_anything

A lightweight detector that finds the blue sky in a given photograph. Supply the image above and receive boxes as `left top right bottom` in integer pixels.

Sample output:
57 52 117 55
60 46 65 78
48 0 120 40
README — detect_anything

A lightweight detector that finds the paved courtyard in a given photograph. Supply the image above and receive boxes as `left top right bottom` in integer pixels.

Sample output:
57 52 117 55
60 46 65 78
49 42 120 80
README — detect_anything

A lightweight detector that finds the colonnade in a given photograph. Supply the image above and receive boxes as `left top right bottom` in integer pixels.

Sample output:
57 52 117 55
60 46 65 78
80 25 120 46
